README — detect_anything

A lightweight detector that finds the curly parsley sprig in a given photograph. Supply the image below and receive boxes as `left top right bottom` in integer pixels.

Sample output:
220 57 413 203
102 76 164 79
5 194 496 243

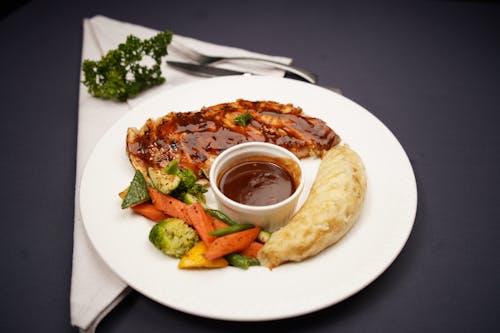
82 31 173 102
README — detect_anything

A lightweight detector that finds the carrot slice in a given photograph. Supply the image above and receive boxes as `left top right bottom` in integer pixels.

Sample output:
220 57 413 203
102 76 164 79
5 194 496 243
240 241 264 258
131 202 167 222
204 227 261 261
147 187 190 223
186 203 216 246
208 215 229 230
209 216 261 257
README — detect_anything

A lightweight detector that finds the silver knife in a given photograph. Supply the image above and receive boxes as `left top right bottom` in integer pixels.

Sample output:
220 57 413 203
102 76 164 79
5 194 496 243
167 61 250 77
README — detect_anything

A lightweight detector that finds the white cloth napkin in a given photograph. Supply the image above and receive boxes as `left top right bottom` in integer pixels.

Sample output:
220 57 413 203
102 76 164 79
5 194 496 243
71 15 292 331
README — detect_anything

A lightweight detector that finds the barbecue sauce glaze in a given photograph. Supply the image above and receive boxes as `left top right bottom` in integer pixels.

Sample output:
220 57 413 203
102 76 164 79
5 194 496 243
127 100 340 177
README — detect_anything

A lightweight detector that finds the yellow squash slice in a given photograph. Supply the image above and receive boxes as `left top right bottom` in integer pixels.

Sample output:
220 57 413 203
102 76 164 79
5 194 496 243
178 241 228 269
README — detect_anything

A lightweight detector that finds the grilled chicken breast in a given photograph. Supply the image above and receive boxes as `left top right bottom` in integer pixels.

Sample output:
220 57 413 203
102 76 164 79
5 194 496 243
126 99 340 177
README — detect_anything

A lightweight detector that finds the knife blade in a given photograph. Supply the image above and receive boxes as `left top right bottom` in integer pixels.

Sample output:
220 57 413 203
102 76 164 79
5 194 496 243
167 61 250 77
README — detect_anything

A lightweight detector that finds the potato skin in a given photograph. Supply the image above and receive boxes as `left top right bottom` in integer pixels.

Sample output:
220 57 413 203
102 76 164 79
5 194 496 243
257 145 367 268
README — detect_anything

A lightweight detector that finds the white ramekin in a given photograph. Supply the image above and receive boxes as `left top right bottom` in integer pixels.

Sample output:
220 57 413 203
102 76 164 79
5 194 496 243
209 142 304 231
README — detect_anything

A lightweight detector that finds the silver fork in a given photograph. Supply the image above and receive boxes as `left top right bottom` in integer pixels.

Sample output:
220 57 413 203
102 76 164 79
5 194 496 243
169 41 318 84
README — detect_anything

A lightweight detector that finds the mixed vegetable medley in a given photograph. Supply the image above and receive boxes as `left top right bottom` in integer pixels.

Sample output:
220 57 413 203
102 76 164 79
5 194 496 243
120 160 270 269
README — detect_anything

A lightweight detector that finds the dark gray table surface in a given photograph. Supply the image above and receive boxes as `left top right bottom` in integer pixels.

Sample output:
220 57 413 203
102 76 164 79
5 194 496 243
1 0 499 332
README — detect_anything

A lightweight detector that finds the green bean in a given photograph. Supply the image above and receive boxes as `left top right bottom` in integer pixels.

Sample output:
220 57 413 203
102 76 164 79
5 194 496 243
206 209 238 226
225 253 260 270
209 223 254 236
206 208 272 242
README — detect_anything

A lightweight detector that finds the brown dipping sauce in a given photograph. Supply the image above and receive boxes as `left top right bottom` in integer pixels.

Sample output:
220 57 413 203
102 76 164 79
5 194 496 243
218 157 300 206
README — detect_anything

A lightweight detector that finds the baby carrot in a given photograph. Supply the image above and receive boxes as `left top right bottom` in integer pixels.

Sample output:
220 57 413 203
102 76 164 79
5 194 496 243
131 202 167 222
147 187 190 223
186 203 216 246
240 241 264 258
204 227 260 261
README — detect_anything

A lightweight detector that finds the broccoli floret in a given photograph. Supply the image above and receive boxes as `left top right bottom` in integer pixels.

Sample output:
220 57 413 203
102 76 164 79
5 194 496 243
178 168 197 189
164 160 207 202
149 218 199 258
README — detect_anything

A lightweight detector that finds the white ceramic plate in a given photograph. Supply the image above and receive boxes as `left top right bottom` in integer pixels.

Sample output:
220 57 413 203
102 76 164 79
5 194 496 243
80 76 417 321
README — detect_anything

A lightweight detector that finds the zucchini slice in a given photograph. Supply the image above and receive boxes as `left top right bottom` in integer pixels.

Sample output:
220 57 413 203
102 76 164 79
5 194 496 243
148 167 181 195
